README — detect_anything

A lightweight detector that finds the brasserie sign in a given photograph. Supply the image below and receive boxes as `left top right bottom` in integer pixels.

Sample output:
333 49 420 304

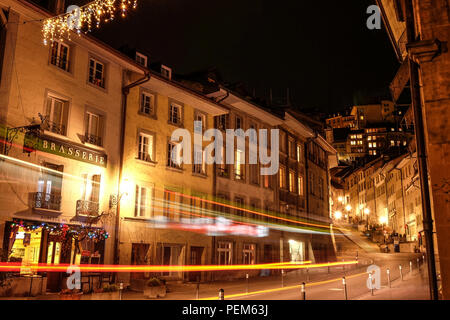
26 134 107 167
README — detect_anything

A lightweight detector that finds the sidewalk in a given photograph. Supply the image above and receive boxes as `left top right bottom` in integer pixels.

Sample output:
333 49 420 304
356 265 430 300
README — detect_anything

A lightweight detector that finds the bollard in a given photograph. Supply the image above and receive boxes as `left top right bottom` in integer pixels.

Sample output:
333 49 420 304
219 288 224 300
246 273 249 294
387 268 391 288
119 282 124 300
301 282 306 300
417 258 420 271
410 261 413 274
368 272 374 296
342 277 348 300
399 265 403 281
281 270 285 288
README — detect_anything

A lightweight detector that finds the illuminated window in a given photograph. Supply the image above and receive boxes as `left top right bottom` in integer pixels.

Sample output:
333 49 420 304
296 144 302 162
279 166 286 189
138 132 155 162
235 149 245 180
218 242 232 265
243 244 256 264
88 57 105 88
391 140 395 146
368 136 372 141
135 184 154 218
298 176 304 196
289 170 295 193
351 140 356 145
373 142 377 148
167 141 182 169
44 95 69 136
369 143 373 148
263 174 272 189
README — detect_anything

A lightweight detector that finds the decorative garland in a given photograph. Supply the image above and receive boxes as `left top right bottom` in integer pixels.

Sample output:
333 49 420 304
11 219 109 241
42 0 138 45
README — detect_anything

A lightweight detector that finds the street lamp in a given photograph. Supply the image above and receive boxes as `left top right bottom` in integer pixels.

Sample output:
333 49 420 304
334 210 342 220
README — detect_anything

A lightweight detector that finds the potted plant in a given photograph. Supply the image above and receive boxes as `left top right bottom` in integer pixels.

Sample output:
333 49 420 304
91 284 120 300
143 277 166 299
59 288 83 300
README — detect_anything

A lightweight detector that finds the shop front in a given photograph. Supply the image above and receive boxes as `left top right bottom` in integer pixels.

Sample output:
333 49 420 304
3 219 108 293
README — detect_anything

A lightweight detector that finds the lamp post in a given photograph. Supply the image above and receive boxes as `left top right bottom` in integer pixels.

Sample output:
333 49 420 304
345 204 352 224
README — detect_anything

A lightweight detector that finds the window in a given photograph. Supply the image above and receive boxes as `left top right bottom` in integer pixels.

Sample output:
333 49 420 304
169 102 182 126
135 184 154 218
289 170 295 193
243 244 256 264
88 58 105 88
81 174 101 205
161 65 172 79
235 116 242 130
50 41 69 71
351 140 356 145
298 176 304 196
138 132 155 162
193 149 206 175
140 92 155 116
216 114 228 131
279 166 286 189
36 162 63 211
217 146 229 177
84 111 103 146
288 139 296 159
167 142 182 169
217 242 232 265
367 136 372 141
296 144 302 162
194 112 206 133
135 52 147 67
44 95 69 135
164 189 181 220
280 131 286 153
235 149 245 180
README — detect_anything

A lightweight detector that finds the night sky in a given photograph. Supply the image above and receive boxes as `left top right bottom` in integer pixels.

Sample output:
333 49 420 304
87 0 399 114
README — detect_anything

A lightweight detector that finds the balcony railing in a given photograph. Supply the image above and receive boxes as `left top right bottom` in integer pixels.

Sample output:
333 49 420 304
76 200 99 216
84 133 102 147
42 120 66 136
34 192 61 211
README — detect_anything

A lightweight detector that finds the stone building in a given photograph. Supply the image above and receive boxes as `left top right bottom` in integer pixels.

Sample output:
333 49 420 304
378 0 450 298
0 0 144 293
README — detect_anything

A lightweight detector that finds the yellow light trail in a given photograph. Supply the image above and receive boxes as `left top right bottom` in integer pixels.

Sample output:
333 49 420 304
200 271 367 300
0 261 359 273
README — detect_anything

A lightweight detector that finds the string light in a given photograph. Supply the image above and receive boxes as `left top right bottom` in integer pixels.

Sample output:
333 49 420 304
11 219 109 241
42 0 138 45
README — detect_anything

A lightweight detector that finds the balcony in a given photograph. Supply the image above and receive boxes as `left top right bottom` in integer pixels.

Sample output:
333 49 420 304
84 133 102 147
42 120 66 136
76 200 100 217
34 192 61 211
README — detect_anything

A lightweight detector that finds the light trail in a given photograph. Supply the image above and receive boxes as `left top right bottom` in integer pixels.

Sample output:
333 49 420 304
200 271 367 300
0 260 359 273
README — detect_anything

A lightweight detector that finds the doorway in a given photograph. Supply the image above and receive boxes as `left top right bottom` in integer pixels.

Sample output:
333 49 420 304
189 246 204 282
131 243 151 280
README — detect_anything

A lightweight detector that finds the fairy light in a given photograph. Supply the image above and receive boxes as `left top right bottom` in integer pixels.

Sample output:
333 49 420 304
42 0 138 45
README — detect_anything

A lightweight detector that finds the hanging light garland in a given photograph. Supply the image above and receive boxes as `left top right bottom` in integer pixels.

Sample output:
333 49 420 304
42 0 138 45
11 219 109 241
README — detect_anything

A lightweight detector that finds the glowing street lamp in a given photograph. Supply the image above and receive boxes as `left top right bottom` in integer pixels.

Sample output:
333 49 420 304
345 204 352 212
338 196 343 203
334 211 342 220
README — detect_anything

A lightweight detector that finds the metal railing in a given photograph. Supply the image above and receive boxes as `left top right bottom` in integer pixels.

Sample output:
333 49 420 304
34 192 62 211
76 199 100 216
42 120 66 136
84 133 102 147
